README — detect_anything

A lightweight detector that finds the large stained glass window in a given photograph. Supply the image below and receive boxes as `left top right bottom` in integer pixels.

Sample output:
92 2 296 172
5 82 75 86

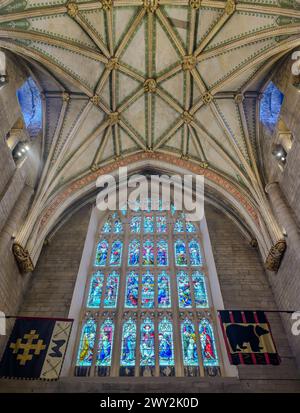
77 199 220 378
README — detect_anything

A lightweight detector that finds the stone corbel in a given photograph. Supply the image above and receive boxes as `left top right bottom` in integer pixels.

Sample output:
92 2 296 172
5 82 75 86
265 239 286 272
12 242 34 274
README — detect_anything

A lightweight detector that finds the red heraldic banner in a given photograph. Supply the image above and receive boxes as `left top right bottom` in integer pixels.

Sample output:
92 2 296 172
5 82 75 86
218 310 281 365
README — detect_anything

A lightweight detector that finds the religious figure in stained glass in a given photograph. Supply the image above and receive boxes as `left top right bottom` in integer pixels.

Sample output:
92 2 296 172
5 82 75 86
130 216 141 233
156 216 167 233
177 271 192 308
125 271 139 308
113 218 123 233
120 319 136 366
77 318 96 366
158 271 171 308
174 219 184 233
144 216 154 233
128 239 140 266
199 319 219 367
142 240 154 265
87 272 104 308
95 240 108 266
109 240 123 266
186 221 197 233
97 319 114 366
102 219 112 233
189 240 202 266
157 240 168 266
159 318 174 366
192 272 209 308
181 320 198 366
175 240 188 266
141 271 155 308
140 318 155 366
103 272 119 308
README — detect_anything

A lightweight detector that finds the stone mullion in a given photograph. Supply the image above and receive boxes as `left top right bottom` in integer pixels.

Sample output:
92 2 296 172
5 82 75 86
193 314 205 377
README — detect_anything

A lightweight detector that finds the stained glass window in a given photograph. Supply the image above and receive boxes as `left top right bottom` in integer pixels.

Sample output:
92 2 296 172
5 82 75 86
95 240 108 266
175 240 187 266
109 240 123 266
140 318 155 366
144 216 154 233
141 271 155 308
157 240 168 266
125 271 139 308
192 272 208 308
189 240 202 266
120 319 136 366
97 319 114 366
159 318 174 366
87 271 104 308
156 216 167 233
103 272 119 308
186 221 197 233
199 319 219 367
128 239 140 266
181 319 198 366
113 218 123 233
174 219 184 233
142 240 154 265
130 216 141 233
76 319 97 366
158 271 171 308
102 219 112 233
177 271 192 308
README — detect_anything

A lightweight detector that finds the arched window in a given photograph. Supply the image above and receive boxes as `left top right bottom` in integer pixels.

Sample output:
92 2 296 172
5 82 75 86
260 81 284 129
17 77 42 137
75 203 222 377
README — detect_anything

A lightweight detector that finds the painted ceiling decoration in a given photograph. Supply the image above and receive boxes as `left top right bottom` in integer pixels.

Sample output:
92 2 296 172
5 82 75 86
1 0 300 271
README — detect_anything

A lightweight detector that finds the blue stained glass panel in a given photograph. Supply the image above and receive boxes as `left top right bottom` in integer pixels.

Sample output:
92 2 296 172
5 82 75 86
141 271 155 308
97 319 114 366
102 219 112 233
159 318 175 366
174 219 184 233
120 319 136 366
142 240 154 266
125 271 139 308
181 320 198 366
186 221 197 233
113 219 123 233
157 240 168 266
199 319 219 367
175 240 187 266
103 272 119 308
140 318 155 366
128 239 140 266
158 271 171 308
177 271 192 308
130 216 141 233
189 240 202 266
87 271 104 308
192 272 208 308
156 216 167 233
95 240 108 266
76 319 96 366
109 240 123 266
144 216 154 233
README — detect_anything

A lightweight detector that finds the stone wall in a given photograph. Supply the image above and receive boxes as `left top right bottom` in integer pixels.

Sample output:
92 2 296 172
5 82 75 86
1 202 299 392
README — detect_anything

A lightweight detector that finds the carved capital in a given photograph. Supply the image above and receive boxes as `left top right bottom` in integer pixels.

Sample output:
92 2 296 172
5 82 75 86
66 2 78 18
189 0 201 9
101 0 113 11
108 111 120 125
90 95 100 106
62 92 70 102
202 92 213 104
265 239 286 272
106 57 119 70
181 111 194 124
144 78 157 93
224 0 236 16
182 55 197 71
143 0 159 13
12 243 34 274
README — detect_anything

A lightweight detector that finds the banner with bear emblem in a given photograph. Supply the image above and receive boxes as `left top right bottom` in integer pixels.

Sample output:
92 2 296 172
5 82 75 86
0 317 73 380
218 310 281 365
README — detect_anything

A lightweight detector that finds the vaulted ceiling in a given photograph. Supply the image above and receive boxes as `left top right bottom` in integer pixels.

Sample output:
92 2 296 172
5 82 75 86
1 0 300 263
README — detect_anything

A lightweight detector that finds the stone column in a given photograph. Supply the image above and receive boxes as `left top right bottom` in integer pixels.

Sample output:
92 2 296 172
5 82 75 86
265 182 300 251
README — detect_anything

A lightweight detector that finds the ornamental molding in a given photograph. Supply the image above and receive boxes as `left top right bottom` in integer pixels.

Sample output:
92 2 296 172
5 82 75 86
106 57 119 70
143 0 159 13
108 111 120 125
181 111 194 124
202 92 213 104
189 0 202 10
12 243 34 274
182 55 197 71
144 78 157 93
101 0 113 11
66 2 78 18
90 95 100 106
224 0 236 16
